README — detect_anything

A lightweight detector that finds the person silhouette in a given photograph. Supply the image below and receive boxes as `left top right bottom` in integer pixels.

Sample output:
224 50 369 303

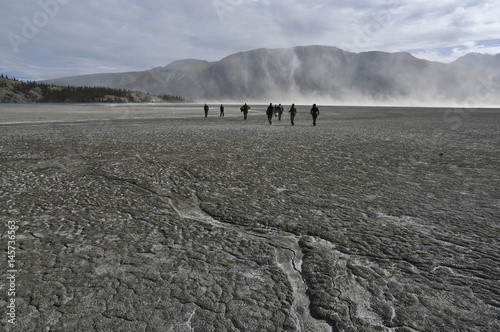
240 103 250 120
289 104 297 126
266 103 274 125
204 103 209 117
310 104 319 126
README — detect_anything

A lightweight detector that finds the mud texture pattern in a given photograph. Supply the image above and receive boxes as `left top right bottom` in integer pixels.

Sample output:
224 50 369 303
1 104 499 332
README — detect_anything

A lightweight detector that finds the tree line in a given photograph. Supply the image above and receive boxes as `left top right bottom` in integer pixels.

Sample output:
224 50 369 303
1 74 188 103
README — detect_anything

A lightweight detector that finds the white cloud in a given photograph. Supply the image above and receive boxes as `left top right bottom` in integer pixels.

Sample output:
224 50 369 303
411 40 500 63
1 0 499 80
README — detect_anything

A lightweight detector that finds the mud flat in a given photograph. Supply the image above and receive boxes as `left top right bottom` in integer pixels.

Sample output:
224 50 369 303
1 104 499 331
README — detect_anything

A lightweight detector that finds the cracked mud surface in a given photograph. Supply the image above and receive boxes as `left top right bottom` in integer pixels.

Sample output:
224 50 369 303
1 104 499 331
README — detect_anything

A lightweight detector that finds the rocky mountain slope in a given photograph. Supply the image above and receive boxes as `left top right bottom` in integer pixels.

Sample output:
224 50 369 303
44 46 500 105
0 77 44 103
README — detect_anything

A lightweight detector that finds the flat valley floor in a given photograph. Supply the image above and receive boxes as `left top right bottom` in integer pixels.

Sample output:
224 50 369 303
1 104 499 331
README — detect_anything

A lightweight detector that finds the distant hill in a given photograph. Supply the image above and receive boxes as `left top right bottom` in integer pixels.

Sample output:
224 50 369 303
163 59 210 70
451 53 500 79
43 46 500 105
1 77 44 103
0 76 187 103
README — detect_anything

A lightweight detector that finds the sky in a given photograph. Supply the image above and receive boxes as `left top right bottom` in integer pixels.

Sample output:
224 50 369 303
1 0 500 81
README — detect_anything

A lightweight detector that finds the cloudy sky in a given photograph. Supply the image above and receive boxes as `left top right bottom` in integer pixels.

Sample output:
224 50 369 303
2 0 500 81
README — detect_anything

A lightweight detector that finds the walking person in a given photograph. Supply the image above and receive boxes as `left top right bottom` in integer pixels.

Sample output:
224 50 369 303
310 104 319 126
289 103 297 126
278 104 284 121
240 103 250 120
266 103 274 125
204 103 209 117
220 104 224 117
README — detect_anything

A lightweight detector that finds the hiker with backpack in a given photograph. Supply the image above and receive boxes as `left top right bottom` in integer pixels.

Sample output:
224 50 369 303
310 104 319 126
266 103 274 125
240 103 250 120
289 104 297 126
204 103 209 117
278 104 284 120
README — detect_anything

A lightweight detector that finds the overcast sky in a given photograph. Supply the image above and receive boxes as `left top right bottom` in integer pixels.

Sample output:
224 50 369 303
2 0 500 81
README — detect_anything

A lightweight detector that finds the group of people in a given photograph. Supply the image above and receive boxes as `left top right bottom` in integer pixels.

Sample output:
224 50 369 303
203 103 320 126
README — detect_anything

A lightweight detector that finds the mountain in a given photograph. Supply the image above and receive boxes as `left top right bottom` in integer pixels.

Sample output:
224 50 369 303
0 77 43 103
163 59 210 70
451 53 500 80
44 46 500 105
451 53 500 70
0 76 175 103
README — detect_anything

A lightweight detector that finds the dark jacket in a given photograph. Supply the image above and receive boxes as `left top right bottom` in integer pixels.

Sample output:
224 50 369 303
310 106 319 116
266 104 274 115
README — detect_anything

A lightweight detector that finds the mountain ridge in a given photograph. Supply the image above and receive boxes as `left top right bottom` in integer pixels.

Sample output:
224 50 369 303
43 45 500 106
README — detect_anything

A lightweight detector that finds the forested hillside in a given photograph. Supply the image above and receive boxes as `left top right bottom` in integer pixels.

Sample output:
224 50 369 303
0 75 187 103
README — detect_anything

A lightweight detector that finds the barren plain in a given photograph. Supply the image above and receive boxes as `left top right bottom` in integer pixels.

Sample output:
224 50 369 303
1 103 499 331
